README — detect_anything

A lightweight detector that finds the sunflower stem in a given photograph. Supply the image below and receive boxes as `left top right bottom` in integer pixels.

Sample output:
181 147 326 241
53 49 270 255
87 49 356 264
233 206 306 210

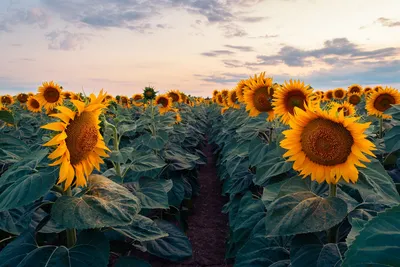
379 117 383 138
64 187 77 248
327 183 338 243
51 185 64 195
112 126 122 178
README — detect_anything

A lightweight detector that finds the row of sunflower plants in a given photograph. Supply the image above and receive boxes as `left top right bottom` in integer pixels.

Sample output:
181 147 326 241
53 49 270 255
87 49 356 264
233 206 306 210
0 83 208 266
208 73 400 267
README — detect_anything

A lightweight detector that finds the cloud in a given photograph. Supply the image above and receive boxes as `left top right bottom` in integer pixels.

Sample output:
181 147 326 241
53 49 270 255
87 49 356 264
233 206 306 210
194 72 250 84
224 44 253 52
46 30 92 50
0 7 50 32
201 50 235 57
375 17 400 27
221 23 248 38
252 38 399 67
239 16 269 23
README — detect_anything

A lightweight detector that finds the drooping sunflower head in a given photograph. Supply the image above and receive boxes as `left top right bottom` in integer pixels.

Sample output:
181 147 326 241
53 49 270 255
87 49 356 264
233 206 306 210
363 87 373 95
216 93 224 106
119 96 130 107
227 89 240 109
243 72 274 120
235 79 248 103
323 90 334 101
1 95 14 106
330 101 356 116
366 87 400 119
17 93 29 103
348 84 363 94
273 79 313 124
37 81 64 111
143 86 157 100
41 90 110 190
333 88 346 100
213 90 219 97
26 96 42 113
167 90 182 103
280 105 376 184
155 94 172 114
347 92 362 106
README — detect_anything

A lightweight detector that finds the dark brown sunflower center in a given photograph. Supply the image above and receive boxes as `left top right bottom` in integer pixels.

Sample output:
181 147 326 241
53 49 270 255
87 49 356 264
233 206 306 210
374 94 395 112
44 87 60 103
253 87 272 112
285 91 306 114
157 97 169 107
349 87 361 94
145 91 154 97
222 91 228 98
121 97 128 104
326 92 333 99
64 93 71 99
217 95 223 103
169 93 179 102
230 91 237 103
134 95 142 101
18 94 28 103
301 118 354 166
30 99 40 109
334 90 344 98
1 96 12 104
349 95 361 105
65 112 99 165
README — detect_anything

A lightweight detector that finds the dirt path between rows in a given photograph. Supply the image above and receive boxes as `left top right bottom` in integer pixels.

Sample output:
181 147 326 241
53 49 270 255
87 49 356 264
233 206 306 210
150 141 233 267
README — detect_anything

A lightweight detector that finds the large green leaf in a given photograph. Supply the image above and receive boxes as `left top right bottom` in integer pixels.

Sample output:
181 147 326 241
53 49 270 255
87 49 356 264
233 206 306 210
167 177 185 208
265 191 348 237
352 160 400 206
134 178 169 209
254 157 293 187
142 220 192 262
113 214 168 242
290 234 346 267
384 125 400 153
343 204 400 267
0 110 14 124
0 230 110 267
130 151 166 172
52 174 140 229
0 153 57 212
141 131 168 150
235 236 290 267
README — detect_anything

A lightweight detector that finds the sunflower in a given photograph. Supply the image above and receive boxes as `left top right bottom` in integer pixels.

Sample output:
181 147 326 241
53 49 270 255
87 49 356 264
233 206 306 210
333 88 346 100
243 72 274 120
119 96 130 108
235 80 248 103
1 95 14 106
323 90 334 101
347 92 362 105
330 101 356 116
17 93 29 103
180 92 187 104
132 93 143 101
167 90 182 103
155 94 172 114
213 90 219 98
37 81 64 111
26 96 42 113
366 87 400 119
221 106 229 115
280 105 376 184
174 112 182 123
143 86 157 101
41 90 110 190
227 90 240 109
373 86 383 92
273 79 313 124
363 87 373 95
348 84 363 94
62 91 74 100
216 93 224 106
221 89 229 99
28 92 34 97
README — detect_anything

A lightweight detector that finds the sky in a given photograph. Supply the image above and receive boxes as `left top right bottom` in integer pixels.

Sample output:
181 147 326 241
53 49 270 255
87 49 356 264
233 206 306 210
0 0 400 97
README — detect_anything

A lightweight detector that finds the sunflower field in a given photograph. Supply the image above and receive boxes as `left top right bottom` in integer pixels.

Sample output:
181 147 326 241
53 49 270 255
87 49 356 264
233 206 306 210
0 74 400 267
